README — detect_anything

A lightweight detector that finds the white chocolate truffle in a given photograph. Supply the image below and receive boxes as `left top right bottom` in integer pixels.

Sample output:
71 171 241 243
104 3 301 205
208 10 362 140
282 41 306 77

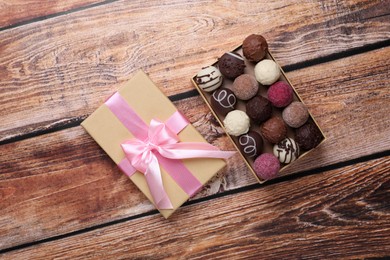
254 59 281 85
195 66 223 92
273 138 299 164
223 110 250 136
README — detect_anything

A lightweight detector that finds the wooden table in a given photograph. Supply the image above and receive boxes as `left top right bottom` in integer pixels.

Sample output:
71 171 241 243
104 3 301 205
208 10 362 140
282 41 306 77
1 1 389 259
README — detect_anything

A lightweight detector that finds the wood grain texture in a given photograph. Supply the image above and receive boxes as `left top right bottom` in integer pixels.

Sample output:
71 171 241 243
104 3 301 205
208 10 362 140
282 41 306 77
0 47 389 250
1 0 389 141
2 156 389 259
0 0 105 28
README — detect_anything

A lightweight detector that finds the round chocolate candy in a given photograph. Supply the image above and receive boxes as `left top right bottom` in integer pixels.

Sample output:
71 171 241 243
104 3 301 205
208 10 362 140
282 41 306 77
282 101 309 128
223 110 250 136
295 121 323 150
254 153 280 180
267 81 294 108
242 34 268 62
260 117 287 144
232 74 259 100
246 96 272 124
211 88 237 116
195 66 223 92
273 138 300 164
238 131 263 158
254 59 280 85
218 52 246 79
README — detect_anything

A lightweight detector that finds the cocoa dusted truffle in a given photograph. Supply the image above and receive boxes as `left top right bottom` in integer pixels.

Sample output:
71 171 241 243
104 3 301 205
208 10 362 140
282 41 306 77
282 101 309 128
242 34 268 62
195 66 223 92
232 74 259 100
260 117 287 144
295 121 323 150
211 88 237 116
238 131 263 158
246 96 272 124
254 153 280 180
218 52 246 79
267 81 294 108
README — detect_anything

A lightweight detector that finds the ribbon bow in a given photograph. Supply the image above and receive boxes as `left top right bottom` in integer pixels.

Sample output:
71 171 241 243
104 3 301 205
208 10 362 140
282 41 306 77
121 119 234 209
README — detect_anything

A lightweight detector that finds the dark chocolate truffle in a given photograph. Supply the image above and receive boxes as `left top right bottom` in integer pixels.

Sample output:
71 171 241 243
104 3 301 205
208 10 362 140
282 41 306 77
232 74 259 100
295 121 323 150
238 131 263 158
260 117 287 144
246 96 272 124
218 52 246 79
242 34 268 62
282 102 309 128
211 88 237 116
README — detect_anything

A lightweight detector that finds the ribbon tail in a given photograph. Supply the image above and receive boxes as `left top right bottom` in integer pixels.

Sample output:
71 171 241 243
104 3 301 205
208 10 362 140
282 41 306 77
158 142 236 160
144 155 173 210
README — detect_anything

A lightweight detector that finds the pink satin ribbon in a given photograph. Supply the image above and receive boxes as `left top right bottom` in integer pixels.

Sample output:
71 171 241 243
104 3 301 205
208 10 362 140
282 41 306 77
106 92 235 209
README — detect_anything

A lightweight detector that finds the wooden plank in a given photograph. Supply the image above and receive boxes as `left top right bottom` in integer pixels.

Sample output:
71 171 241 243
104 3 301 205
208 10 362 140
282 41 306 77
2 156 389 259
0 0 105 28
0 47 389 250
1 0 389 141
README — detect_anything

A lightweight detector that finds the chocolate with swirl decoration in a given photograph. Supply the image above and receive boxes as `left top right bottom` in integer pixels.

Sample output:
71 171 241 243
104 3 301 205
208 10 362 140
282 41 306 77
211 88 237 116
238 131 263 158
273 137 299 164
195 66 223 92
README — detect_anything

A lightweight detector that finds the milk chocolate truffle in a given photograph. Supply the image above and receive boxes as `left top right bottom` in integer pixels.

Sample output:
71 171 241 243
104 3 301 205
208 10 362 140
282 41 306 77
232 74 259 100
211 88 237 116
254 59 280 85
195 66 223 92
238 131 263 158
218 52 246 79
295 121 323 150
282 102 309 128
267 81 294 108
242 34 268 62
223 110 250 136
273 138 300 164
254 153 280 180
260 117 287 144
246 96 272 124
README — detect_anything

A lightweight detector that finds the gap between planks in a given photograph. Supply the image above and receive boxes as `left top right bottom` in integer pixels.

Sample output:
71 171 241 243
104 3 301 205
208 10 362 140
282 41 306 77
1 40 390 146
0 149 389 255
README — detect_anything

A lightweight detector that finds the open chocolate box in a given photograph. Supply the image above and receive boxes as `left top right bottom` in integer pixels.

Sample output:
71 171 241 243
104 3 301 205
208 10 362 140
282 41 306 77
191 43 326 183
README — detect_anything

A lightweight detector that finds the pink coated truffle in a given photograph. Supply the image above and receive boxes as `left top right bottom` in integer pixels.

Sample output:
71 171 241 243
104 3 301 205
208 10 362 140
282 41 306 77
267 81 294 108
254 153 280 180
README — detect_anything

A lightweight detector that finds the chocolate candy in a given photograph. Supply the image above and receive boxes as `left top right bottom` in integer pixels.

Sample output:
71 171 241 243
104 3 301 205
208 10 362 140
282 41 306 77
246 96 272 124
260 117 287 144
195 66 223 92
232 74 259 100
238 131 263 158
211 88 237 116
242 34 268 62
254 59 280 85
218 52 246 79
295 121 323 150
273 138 299 164
254 153 280 180
282 101 309 128
223 110 250 136
267 81 294 108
